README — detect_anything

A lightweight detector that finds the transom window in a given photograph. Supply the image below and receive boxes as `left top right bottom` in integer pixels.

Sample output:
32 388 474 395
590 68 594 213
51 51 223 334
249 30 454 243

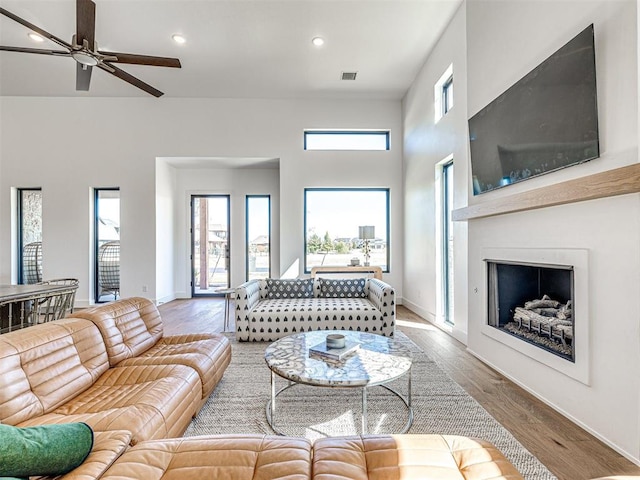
443 75 454 114
434 64 454 123
304 188 389 272
304 131 390 151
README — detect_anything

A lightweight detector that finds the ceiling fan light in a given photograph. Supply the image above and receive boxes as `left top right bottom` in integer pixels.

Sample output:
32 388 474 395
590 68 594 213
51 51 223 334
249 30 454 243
172 34 186 44
28 32 44 42
71 51 98 66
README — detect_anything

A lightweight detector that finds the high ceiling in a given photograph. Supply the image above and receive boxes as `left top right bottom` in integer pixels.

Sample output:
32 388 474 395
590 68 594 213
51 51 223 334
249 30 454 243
0 0 462 99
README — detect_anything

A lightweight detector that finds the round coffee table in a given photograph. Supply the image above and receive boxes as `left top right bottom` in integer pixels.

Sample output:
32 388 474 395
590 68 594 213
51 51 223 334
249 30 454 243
264 330 413 435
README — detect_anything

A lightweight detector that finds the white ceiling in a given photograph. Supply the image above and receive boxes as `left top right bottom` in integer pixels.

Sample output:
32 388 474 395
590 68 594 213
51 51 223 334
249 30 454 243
0 0 462 99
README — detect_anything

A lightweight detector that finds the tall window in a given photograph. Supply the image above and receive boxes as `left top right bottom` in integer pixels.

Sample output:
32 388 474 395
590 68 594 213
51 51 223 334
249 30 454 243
442 161 454 324
18 188 42 284
95 189 120 303
304 188 389 272
246 195 271 281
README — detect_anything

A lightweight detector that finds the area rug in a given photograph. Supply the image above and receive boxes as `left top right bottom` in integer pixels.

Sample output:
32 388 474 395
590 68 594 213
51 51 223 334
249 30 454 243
185 332 556 480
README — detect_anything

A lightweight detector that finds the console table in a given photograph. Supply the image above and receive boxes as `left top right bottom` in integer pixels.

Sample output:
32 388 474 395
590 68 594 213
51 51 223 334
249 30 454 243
310 265 383 279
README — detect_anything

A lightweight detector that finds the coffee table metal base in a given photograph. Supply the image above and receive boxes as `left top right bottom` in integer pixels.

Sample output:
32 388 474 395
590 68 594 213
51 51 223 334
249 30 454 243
266 369 413 436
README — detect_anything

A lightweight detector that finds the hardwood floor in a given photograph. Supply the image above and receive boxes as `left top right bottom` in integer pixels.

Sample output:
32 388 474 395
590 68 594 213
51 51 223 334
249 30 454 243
160 298 640 480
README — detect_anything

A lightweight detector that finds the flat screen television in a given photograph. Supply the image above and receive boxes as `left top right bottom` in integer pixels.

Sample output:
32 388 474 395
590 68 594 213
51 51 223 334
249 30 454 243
468 24 599 195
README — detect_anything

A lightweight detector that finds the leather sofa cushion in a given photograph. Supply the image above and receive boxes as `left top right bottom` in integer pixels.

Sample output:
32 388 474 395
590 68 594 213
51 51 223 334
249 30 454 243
73 297 232 400
100 435 312 480
54 430 132 480
117 333 232 400
17 364 201 445
0 318 109 425
312 435 523 480
70 297 164 366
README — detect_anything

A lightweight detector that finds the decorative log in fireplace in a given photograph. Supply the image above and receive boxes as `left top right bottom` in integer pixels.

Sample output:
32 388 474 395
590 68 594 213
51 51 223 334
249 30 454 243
513 295 573 342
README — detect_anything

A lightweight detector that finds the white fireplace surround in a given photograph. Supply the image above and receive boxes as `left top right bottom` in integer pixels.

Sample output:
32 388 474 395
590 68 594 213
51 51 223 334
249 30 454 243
481 247 590 385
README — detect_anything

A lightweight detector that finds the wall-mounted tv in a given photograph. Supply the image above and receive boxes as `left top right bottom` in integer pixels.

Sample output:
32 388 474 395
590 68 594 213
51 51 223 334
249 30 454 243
468 24 599 195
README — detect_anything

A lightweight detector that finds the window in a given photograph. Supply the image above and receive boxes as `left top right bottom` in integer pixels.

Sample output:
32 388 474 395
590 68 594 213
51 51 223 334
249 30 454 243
304 131 389 151
434 64 454 123
95 188 120 303
442 75 454 115
304 188 389 272
246 195 271 281
17 188 42 284
442 161 454 324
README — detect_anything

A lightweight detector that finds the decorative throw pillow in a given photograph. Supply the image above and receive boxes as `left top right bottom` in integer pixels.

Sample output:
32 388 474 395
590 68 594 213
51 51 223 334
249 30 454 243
318 278 367 298
266 278 313 299
0 422 94 478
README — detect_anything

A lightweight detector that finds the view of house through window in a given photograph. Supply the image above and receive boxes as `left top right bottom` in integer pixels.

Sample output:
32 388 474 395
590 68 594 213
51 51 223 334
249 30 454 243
191 195 230 295
304 188 389 272
246 195 271 281
18 188 43 284
95 189 120 303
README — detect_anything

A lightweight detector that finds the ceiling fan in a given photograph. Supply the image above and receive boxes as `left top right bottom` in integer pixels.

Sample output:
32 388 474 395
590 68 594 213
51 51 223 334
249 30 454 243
0 0 181 97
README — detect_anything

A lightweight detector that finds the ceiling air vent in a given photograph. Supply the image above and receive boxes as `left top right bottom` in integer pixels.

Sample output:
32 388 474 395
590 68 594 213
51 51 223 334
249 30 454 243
341 71 358 81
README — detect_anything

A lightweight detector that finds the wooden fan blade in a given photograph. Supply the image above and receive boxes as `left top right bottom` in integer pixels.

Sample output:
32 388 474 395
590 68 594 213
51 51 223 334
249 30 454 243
98 62 164 97
76 63 92 91
0 8 72 50
76 0 95 50
97 51 181 68
0 45 70 56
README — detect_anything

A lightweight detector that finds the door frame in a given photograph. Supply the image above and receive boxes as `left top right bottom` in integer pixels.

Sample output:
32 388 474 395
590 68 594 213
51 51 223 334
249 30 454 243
190 194 231 296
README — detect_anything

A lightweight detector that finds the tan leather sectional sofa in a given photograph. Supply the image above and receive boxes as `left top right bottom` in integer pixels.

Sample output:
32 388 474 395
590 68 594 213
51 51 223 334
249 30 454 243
0 297 524 480
0 297 231 442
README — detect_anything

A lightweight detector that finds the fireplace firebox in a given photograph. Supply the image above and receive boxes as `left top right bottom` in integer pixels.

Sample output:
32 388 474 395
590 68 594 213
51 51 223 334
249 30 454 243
487 260 574 362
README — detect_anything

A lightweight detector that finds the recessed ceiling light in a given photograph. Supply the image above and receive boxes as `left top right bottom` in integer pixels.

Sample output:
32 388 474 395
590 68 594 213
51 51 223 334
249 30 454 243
172 34 186 44
312 37 325 47
28 32 44 42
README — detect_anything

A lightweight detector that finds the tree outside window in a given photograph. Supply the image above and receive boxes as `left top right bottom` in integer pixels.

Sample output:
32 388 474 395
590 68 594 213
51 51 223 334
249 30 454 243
304 188 389 272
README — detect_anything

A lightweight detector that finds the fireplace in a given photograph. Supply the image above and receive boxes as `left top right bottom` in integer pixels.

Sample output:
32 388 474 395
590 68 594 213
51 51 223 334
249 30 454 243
487 261 574 362
480 248 589 384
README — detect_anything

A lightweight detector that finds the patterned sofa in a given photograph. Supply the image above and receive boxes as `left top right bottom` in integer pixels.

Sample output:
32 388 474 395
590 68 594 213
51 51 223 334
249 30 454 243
235 277 395 342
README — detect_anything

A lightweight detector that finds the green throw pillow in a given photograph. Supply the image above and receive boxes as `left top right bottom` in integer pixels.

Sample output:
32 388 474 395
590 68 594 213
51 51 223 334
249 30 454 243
0 422 94 478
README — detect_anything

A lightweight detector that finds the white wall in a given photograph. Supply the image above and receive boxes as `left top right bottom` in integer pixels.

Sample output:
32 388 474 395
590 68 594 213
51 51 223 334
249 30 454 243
155 159 177 304
403 0 640 464
402 3 469 343
0 97 404 303
464 0 640 462
172 166 280 298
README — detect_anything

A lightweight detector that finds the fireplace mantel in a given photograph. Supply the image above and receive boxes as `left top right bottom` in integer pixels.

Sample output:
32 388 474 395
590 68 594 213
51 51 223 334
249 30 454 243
453 163 640 221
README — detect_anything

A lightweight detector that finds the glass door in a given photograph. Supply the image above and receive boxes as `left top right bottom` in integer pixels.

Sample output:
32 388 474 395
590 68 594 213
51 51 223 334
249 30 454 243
191 195 230 295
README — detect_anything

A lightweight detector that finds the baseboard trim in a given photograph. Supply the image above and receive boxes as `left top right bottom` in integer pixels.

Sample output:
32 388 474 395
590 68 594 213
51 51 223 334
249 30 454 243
401 299 467 345
467 347 640 467
156 293 177 306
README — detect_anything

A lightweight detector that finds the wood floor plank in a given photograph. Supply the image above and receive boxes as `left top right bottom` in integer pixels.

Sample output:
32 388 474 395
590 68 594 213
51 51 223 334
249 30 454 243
159 298 640 480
